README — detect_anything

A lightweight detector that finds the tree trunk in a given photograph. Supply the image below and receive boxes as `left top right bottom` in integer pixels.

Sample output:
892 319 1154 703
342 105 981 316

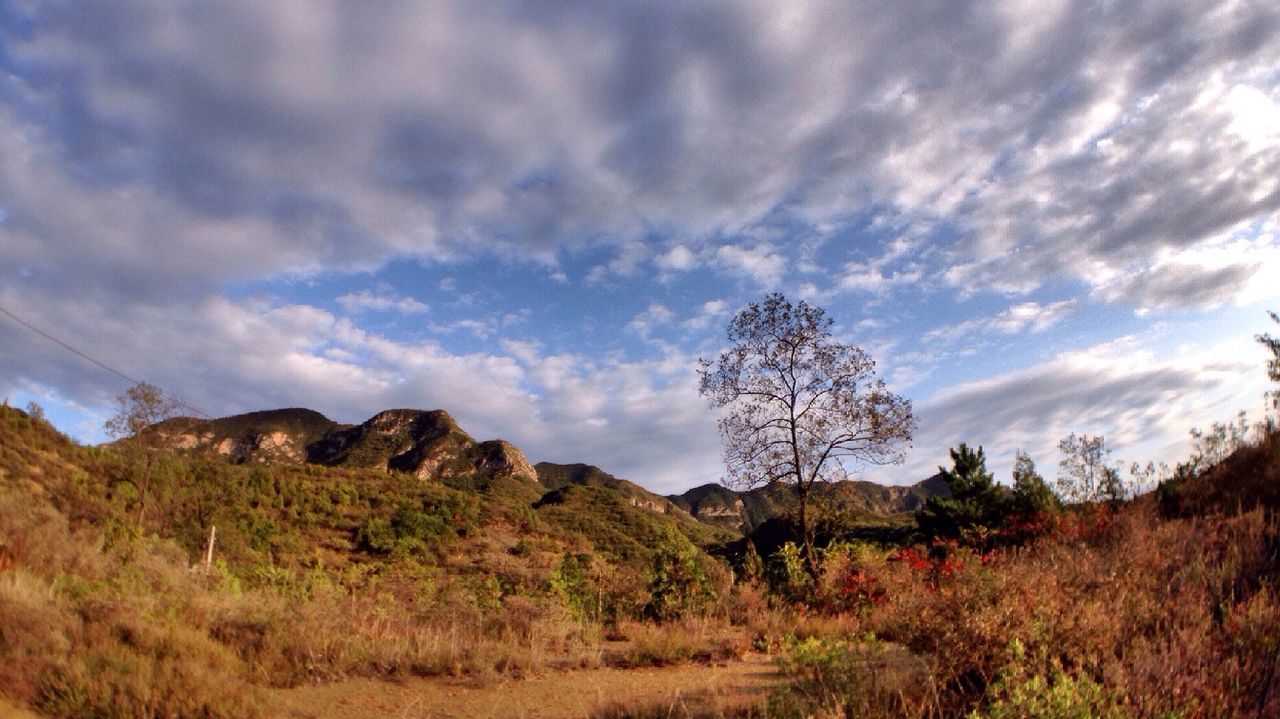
797 488 820 583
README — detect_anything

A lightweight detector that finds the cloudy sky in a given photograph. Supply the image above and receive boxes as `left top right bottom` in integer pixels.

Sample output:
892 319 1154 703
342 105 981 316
2 1 1279 494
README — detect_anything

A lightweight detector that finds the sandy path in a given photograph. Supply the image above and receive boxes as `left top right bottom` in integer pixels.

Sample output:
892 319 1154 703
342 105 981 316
266 655 777 719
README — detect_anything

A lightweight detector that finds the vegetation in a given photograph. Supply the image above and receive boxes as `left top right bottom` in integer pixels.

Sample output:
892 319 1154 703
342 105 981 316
916 443 1006 548
1056 432 1126 504
699 293 915 581
2 310 1278 717
1259 310 1280 410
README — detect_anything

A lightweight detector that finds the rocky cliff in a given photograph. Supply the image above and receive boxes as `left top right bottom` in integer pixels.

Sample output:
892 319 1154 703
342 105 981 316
157 407 538 490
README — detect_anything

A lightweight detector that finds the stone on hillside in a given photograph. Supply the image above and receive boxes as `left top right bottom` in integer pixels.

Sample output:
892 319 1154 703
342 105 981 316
469 440 538 485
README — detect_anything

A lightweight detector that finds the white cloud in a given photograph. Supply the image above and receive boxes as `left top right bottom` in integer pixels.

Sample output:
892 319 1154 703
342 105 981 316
627 302 676 338
1090 228 1280 312
838 263 922 294
864 331 1270 485
656 244 699 272
683 299 730 330
2 1 1277 311
923 300 1077 345
336 289 429 315
713 245 785 287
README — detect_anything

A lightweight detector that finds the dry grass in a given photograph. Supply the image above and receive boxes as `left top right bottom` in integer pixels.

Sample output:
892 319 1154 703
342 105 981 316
610 618 752 667
816 504 1280 717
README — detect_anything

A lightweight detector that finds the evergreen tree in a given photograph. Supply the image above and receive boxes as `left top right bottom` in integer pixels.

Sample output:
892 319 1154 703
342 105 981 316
917 443 1006 546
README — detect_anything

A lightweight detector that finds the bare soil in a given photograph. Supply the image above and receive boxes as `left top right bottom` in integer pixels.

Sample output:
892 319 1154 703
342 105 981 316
266 654 777 719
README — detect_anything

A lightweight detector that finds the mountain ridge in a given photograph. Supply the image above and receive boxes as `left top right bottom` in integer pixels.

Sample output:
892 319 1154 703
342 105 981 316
152 406 946 535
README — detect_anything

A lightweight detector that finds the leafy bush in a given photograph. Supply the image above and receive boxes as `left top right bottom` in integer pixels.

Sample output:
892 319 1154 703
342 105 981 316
356 493 479 558
768 636 933 717
971 640 1128 719
765 542 812 606
646 530 716 621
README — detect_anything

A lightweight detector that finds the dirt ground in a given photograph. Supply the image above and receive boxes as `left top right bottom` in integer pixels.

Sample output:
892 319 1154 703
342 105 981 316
266 654 778 719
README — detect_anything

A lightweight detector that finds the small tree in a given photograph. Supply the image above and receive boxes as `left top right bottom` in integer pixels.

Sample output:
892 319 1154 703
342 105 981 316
1188 410 1251 473
105 381 182 525
699 293 914 581
1010 450 1059 516
1257 310 1280 411
917 443 1006 547
1056 433 1124 504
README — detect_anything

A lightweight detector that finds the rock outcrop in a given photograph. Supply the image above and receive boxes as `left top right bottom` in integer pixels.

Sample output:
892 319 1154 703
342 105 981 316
154 407 539 490
153 408 341 463
471 440 538 485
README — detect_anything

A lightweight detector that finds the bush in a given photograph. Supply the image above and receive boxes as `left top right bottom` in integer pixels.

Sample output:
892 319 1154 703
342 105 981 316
646 531 716 621
971 640 1128 719
768 636 933 717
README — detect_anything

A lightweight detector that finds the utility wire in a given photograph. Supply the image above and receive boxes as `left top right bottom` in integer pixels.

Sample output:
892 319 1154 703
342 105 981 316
0 301 212 419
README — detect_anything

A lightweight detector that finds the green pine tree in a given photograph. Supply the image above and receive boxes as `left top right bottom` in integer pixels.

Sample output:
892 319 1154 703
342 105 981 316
917 443 1006 547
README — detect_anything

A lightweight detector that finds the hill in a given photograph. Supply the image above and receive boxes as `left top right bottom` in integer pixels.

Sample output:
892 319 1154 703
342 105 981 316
669 474 950 534
153 407 344 462
1158 425 1280 516
155 406 950 542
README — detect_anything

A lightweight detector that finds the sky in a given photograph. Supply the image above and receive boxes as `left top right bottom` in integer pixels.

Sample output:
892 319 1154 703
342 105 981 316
2 1 1279 495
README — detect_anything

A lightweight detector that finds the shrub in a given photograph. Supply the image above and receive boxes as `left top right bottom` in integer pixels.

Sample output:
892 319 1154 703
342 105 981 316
971 640 1128 719
765 542 812 606
646 530 716 621
768 636 934 717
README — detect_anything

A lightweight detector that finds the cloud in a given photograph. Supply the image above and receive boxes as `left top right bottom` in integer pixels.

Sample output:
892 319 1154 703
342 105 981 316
2 1 1277 309
712 245 785 287
683 299 730 331
1089 230 1280 312
865 333 1268 485
627 302 676 338
336 289 429 315
1095 263 1259 313
655 245 699 272
838 263 923 294
923 300 1077 346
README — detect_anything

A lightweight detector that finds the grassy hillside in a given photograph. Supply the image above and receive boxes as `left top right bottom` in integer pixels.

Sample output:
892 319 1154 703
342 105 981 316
0 405 745 717
1159 425 1280 516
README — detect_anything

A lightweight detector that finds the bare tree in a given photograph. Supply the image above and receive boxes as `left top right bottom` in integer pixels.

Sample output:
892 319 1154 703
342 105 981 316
1259 310 1280 411
1056 433 1125 504
699 293 915 580
105 381 182 525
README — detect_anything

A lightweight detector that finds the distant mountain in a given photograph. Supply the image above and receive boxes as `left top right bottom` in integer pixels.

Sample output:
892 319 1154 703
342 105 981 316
669 474 951 534
154 406 949 540
534 462 691 515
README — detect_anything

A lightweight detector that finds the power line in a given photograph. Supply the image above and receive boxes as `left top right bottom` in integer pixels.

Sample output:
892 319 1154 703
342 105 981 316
0 301 211 419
